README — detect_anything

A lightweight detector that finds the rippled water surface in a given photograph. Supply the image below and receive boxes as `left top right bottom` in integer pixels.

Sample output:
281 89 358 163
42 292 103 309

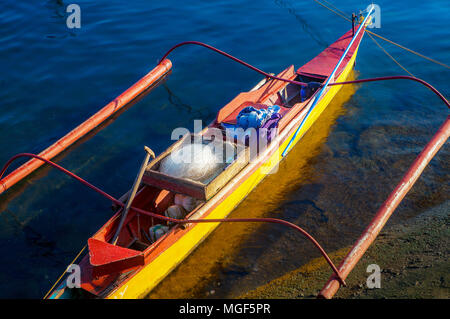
0 0 448 298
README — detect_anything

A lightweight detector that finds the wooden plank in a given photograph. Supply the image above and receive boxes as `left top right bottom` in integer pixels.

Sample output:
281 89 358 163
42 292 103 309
204 142 249 199
142 173 206 199
142 132 249 200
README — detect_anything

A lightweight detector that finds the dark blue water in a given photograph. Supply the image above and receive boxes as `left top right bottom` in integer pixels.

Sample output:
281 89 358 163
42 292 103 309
0 0 448 298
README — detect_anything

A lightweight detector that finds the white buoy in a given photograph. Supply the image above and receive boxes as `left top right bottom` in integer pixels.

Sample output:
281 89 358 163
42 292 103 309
148 225 169 243
164 205 187 220
174 194 201 212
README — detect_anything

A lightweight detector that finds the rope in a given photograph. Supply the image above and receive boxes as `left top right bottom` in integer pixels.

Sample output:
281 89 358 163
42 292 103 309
312 0 351 22
42 244 87 299
312 0 450 70
0 154 347 297
366 30 450 70
320 0 351 18
367 32 414 77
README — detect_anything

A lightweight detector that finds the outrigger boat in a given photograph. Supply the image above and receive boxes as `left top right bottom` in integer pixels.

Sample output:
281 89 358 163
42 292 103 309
45 14 373 299
0 4 446 300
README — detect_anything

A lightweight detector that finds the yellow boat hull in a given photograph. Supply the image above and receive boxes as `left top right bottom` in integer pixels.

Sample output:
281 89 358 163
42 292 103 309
108 47 359 299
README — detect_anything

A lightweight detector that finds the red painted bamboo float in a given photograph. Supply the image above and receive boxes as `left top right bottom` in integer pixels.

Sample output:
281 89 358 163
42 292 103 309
0 59 172 195
319 115 450 298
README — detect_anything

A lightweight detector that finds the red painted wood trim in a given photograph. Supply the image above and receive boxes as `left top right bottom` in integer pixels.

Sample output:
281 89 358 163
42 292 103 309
319 116 450 299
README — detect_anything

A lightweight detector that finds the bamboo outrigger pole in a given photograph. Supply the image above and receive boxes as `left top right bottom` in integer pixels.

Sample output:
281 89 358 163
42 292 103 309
0 59 172 195
319 115 450 298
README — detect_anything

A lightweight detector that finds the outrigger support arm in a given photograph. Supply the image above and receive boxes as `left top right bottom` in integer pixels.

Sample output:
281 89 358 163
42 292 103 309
158 41 308 88
326 75 449 109
0 38 309 196
0 153 346 286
